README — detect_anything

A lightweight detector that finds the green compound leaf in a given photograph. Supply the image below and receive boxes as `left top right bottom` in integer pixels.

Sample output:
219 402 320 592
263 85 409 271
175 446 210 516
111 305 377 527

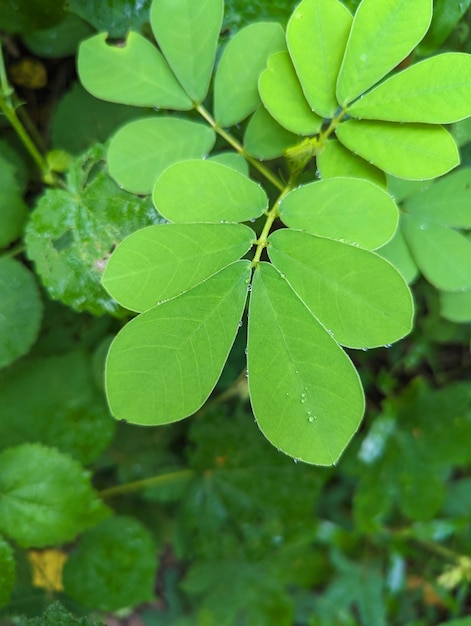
403 168 471 229
259 51 322 136
336 120 460 180
336 0 432 105
214 22 286 127
150 0 223 103
77 32 192 109
348 53 471 124
107 117 216 194
377 223 419 285
286 0 352 117
0 535 15 609
279 177 398 250
63 516 157 611
0 258 43 370
209 151 249 175
248 262 364 466
152 160 268 223
440 289 471 323
25 147 159 316
317 139 386 187
103 223 255 312
0 443 109 547
402 214 471 291
268 230 413 349
244 106 298 160
0 351 115 465
105 260 251 425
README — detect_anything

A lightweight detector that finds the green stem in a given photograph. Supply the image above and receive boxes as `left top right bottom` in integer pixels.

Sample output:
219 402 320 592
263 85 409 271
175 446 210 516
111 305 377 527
195 103 285 192
388 527 462 563
2 243 25 258
99 469 195 499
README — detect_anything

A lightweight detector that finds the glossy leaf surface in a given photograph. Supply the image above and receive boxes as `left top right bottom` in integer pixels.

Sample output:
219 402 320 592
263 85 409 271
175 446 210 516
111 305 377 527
268 230 414 348
152 160 268 223
78 32 192 109
103 223 255 312
336 120 460 179
106 261 251 425
317 139 386 187
214 22 286 127
279 177 398 250
107 117 216 194
287 0 352 117
150 0 223 103
337 0 432 105
259 51 322 135
248 262 365 465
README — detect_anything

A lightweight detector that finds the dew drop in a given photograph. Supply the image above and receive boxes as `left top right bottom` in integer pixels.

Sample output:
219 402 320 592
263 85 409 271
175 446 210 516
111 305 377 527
245 370 249 377
308 416 315 423
384 343 392 348
238 320 243 328
293 458 299 464
419 223 428 231
247 284 252 292
361 347 368 352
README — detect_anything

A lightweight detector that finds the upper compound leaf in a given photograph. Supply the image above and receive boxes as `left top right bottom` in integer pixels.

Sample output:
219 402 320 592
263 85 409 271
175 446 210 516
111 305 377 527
248 262 365 466
337 0 433 105
279 177 398 250
105 260 251 425
103 223 255 312
317 139 386 187
214 22 286 127
259 51 323 136
107 117 216 194
268 230 414 349
286 0 352 117
244 106 298 160
150 0 223 103
348 53 471 124
152 160 268 223
336 120 460 180
78 32 192 109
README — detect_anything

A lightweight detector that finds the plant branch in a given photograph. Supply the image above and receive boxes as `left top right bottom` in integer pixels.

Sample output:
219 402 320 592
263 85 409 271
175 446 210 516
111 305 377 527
99 468 194 499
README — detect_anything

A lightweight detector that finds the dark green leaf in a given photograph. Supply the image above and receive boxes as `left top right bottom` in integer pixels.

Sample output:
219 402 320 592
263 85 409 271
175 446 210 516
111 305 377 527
1 0 66 33
0 155 28 249
23 13 93 58
67 0 152 37
0 535 15 609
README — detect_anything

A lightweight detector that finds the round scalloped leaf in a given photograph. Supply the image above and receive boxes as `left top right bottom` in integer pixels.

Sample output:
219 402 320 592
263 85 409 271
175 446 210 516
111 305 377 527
402 214 471 291
268 230 414 349
214 22 286 127
259 51 322 135
279 177 398 250
286 0 352 117
0 536 14 609
348 53 471 124
317 139 386 187
150 0 223 103
152 160 268 223
247 262 364 466
63 516 157 611
336 0 432 105
440 289 471 323
105 260 251 425
0 258 43 369
244 106 298 160
108 117 216 194
377 224 419 285
0 443 109 547
103 223 255 312
336 120 460 180
78 32 192 109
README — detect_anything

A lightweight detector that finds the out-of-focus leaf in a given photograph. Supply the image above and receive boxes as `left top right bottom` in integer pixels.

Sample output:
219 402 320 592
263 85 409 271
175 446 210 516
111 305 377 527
0 535 15 609
419 0 471 55
1 0 66 34
17 600 106 625
377 223 419 284
66 0 152 38
439 289 471 323
63 516 157 611
23 13 93 57
0 155 28 249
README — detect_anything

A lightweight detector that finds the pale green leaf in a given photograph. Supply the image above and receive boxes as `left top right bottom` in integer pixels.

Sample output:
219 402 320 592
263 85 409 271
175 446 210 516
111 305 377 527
377 224 419 284
78 32 192 109
336 120 460 179
403 168 471 228
0 258 43 370
268 230 414 348
107 117 216 194
259 51 322 135
152 160 268 223
209 151 249 176
387 174 432 203
0 536 14 609
440 289 471 323
279 177 398 250
0 443 109 547
244 106 298 160
286 0 352 117
402 214 471 291
247 262 364 466
103 223 255 312
337 0 432 105
214 22 286 127
317 139 386 187
105 260 251 425
348 53 471 124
